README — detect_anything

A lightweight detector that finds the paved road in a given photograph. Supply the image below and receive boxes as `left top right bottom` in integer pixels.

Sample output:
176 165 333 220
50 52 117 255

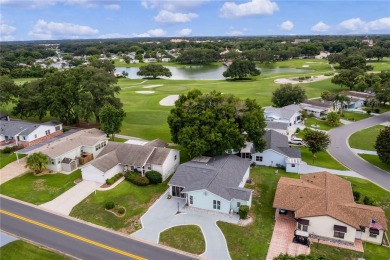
0 196 199 260
328 112 390 191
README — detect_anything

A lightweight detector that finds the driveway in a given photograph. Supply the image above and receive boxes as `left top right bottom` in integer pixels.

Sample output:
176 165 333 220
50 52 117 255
0 157 28 185
266 211 310 260
327 112 390 191
40 180 100 215
132 191 238 260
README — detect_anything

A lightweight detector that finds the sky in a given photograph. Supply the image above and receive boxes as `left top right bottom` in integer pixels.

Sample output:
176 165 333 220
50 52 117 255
0 0 389 41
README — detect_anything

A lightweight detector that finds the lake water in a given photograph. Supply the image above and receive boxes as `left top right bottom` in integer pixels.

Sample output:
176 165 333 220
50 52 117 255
115 65 313 80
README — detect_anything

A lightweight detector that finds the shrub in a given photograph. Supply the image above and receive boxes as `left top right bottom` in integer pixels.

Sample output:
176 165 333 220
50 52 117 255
366 110 371 115
1 146 22 154
238 205 249 219
145 171 162 184
118 207 125 214
363 196 375 206
105 201 115 210
125 172 150 186
106 173 122 185
374 108 380 113
353 191 361 201
298 76 305 80
295 128 300 134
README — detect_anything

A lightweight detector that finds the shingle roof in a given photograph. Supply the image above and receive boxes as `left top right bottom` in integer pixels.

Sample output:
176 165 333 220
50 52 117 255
301 99 332 108
344 91 375 99
263 130 301 158
265 121 289 130
264 105 300 121
91 142 173 172
169 155 252 201
0 120 44 136
28 128 106 158
273 172 388 230
145 138 168 148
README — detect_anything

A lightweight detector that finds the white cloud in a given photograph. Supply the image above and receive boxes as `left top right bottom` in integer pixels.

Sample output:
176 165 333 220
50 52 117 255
154 10 198 24
141 0 206 11
338 17 390 33
177 28 192 36
220 0 278 18
132 28 167 38
28 19 98 40
99 32 129 39
226 27 244 36
0 0 121 9
311 21 330 32
280 20 294 31
367 17 390 31
0 23 16 41
104 4 120 10
0 0 57 8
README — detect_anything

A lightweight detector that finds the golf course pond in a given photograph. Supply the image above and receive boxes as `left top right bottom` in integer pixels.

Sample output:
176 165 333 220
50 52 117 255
115 65 313 80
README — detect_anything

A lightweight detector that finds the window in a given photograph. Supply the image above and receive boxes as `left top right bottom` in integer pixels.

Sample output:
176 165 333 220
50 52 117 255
55 126 61 131
213 200 221 210
34 134 37 138
256 156 263 162
22 136 26 140
369 228 379 238
292 164 295 167
189 196 193 205
297 223 308 232
174 155 177 160
334 231 345 239
237 202 241 208
51 159 55 165
95 145 99 151
45 130 51 135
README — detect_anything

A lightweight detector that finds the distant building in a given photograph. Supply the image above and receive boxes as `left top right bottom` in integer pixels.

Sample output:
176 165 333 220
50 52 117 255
292 39 310 44
170 39 190 43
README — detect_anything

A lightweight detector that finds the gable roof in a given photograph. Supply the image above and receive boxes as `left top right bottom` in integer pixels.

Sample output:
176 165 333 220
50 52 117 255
91 141 173 172
273 172 388 230
264 105 300 121
169 155 252 201
343 91 375 100
25 128 106 158
301 99 332 109
0 120 46 137
263 130 301 158
265 121 289 131
145 138 168 148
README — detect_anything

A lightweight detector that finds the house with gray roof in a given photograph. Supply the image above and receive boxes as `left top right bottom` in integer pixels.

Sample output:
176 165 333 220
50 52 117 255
0 119 63 147
242 130 302 173
81 141 179 184
264 104 302 127
300 99 334 118
168 155 252 214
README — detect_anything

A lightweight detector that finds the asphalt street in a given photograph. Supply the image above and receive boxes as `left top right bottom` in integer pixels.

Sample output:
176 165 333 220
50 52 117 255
0 196 198 260
328 112 390 191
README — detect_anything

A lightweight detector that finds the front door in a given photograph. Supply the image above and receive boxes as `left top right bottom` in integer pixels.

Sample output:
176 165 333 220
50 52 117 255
355 231 362 239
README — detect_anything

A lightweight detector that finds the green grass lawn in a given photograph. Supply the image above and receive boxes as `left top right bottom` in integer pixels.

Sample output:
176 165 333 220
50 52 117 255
349 125 385 151
304 117 334 131
109 136 128 143
159 225 205 255
0 153 26 169
70 178 169 233
359 154 390 173
0 170 81 205
300 147 348 170
342 111 372 122
218 167 390 260
0 240 69 260
367 58 390 71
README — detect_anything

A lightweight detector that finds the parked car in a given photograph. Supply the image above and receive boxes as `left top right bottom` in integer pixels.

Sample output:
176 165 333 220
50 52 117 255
289 137 303 145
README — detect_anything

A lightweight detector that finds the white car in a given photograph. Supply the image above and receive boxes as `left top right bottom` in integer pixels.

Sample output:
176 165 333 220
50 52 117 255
289 137 303 145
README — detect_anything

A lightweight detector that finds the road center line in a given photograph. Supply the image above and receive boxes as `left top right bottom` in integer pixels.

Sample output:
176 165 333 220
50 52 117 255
0 209 147 260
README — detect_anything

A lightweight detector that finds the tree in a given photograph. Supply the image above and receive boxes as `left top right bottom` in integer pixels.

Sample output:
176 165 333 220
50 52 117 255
332 93 350 115
326 112 340 127
26 152 49 174
303 129 331 163
222 60 260 80
375 126 390 166
100 104 126 140
177 49 220 64
331 67 365 90
271 84 307 107
167 90 266 158
123 56 130 64
0 76 19 106
338 55 372 71
320 90 334 101
137 64 172 79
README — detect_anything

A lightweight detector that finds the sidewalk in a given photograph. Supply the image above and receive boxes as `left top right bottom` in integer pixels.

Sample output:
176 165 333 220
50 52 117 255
299 162 366 179
0 157 28 185
351 148 377 155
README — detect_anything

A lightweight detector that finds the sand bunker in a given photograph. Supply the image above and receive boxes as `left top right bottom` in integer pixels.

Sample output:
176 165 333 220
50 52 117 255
136 91 155 94
160 95 179 106
275 75 333 85
302 65 309 68
143 84 163 89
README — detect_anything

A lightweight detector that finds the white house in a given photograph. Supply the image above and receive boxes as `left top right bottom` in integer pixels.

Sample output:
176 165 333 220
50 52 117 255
17 128 107 173
81 139 179 184
300 99 334 118
343 91 375 110
0 120 63 147
273 172 388 246
241 130 302 173
265 121 289 136
264 105 302 127
168 155 253 214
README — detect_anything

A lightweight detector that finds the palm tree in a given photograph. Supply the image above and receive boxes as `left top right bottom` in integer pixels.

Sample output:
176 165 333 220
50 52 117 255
332 93 350 116
26 152 49 174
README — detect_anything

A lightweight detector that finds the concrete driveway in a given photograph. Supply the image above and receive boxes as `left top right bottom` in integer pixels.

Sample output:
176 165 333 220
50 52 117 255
328 112 390 191
132 190 238 260
0 157 28 185
40 180 100 215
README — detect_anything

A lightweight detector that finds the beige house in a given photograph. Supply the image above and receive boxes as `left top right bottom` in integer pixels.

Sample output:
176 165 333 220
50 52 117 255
273 172 388 246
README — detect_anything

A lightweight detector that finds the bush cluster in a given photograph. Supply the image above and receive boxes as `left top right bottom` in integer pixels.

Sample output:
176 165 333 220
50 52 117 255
106 173 122 185
117 207 125 214
1 146 22 154
145 171 162 184
353 191 361 201
238 205 249 219
125 172 150 186
105 201 115 210
363 196 375 206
